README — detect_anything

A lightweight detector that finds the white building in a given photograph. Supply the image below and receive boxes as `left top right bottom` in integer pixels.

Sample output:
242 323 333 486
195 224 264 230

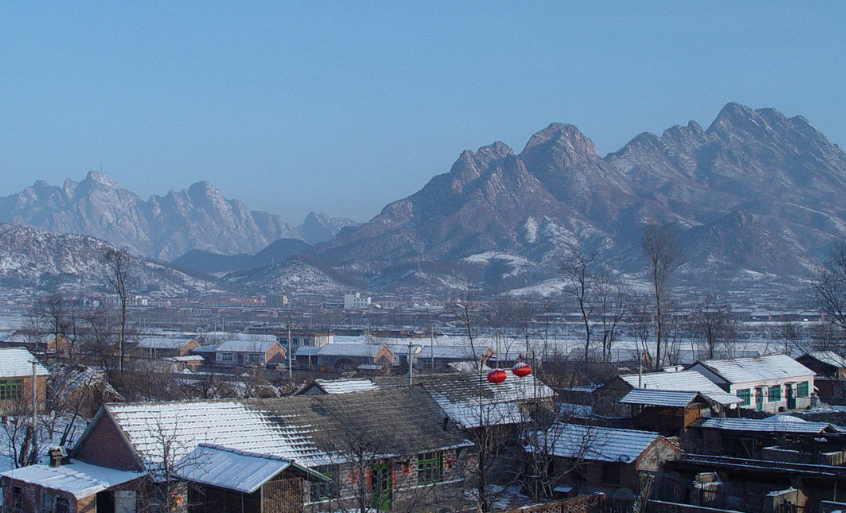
689 354 815 412
343 292 371 310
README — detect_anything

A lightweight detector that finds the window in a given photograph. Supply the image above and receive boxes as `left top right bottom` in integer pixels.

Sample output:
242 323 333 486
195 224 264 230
42 493 53 513
417 451 443 485
797 381 810 398
736 388 751 406
768 385 782 402
0 379 23 401
310 465 337 502
55 497 69 513
602 463 621 485
218 353 233 362
12 486 23 512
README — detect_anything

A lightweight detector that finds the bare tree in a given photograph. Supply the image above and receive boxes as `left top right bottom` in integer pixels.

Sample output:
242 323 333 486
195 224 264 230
81 302 120 372
103 247 132 374
691 294 735 360
561 250 596 362
814 241 846 346
642 222 680 370
40 294 80 361
594 272 631 363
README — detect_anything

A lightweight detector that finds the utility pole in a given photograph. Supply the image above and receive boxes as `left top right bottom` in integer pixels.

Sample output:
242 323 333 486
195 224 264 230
407 342 413 386
31 359 38 465
430 325 435 371
287 321 293 381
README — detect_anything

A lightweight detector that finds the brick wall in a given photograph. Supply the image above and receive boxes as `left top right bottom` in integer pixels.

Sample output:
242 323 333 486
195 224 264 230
73 413 143 471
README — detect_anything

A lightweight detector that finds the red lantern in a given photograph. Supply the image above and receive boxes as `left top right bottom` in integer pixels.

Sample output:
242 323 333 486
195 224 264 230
512 362 532 378
487 368 507 383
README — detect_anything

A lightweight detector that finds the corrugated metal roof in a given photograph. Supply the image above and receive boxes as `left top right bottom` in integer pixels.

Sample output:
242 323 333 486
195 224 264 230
620 371 741 406
0 461 142 498
175 444 315 493
0 348 49 378
699 415 839 434
697 355 815 384
537 423 666 463
620 389 700 407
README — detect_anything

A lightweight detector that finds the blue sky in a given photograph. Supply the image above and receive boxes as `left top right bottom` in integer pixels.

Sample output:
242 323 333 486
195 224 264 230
2 3 845 223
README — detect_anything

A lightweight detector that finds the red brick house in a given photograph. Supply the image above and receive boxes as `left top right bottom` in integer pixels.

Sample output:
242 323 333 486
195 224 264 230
0 347 49 413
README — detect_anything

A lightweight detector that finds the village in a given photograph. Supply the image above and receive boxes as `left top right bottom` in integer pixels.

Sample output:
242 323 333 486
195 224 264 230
0 298 844 513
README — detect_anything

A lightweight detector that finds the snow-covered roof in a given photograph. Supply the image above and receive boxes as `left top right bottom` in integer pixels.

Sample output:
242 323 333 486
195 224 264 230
191 345 217 354
137 337 194 350
698 415 840 434
171 355 205 362
619 371 741 406
695 355 815 384
1 461 143 498
425 345 490 360
538 423 670 463
620 389 702 407
420 372 554 429
175 444 324 494
296 346 322 357
216 340 278 353
0 348 49 378
314 343 388 358
805 351 846 369
90 388 471 473
313 378 380 394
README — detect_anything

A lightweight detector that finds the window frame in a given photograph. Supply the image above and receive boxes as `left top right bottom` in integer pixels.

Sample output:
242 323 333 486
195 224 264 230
417 451 444 485
0 378 23 401
768 385 782 402
736 388 751 406
797 381 810 398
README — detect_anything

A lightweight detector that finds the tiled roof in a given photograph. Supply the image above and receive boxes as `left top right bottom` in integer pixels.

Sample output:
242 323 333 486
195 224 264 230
0 461 142 499
313 343 387 358
538 423 668 463
620 371 741 406
696 355 815 384
96 388 471 474
415 372 554 429
137 337 194 349
216 340 278 353
806 351 846 369
698 415 839 434
620 389 701 407
314 378 380 394
0 348 49 378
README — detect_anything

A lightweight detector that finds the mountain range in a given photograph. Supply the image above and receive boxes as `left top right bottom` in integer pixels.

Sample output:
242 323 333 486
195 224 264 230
0 173 357 261
2 103 844 298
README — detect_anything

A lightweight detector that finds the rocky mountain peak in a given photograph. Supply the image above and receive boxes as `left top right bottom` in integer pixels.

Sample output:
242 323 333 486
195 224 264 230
84 170 120 189
522 122 599 158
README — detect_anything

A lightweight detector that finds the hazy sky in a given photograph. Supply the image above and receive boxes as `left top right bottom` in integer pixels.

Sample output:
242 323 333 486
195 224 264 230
2 3 845 223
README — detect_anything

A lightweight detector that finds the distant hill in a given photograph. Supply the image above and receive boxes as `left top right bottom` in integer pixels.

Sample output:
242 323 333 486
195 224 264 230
312 103 846 296
171 238 312 274
0 173 356 260
0 223 221 295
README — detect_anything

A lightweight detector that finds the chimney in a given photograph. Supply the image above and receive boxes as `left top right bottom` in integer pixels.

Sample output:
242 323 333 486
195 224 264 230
48 446 69 467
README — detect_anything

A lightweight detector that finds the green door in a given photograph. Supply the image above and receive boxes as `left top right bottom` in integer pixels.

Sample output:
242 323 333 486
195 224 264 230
370 462 392 511
756 388 764 411
787 384 796 410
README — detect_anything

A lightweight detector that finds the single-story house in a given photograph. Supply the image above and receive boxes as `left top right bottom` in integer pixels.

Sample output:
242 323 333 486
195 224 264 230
1 388 474 513
619 388 718 433
689 355 816 412
135 337 198 360
593 371 741 418
416 345 492 370
796 352 846 402
526 422 680 508
0 347 49 413
214 339 286 367
295 344 393 369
